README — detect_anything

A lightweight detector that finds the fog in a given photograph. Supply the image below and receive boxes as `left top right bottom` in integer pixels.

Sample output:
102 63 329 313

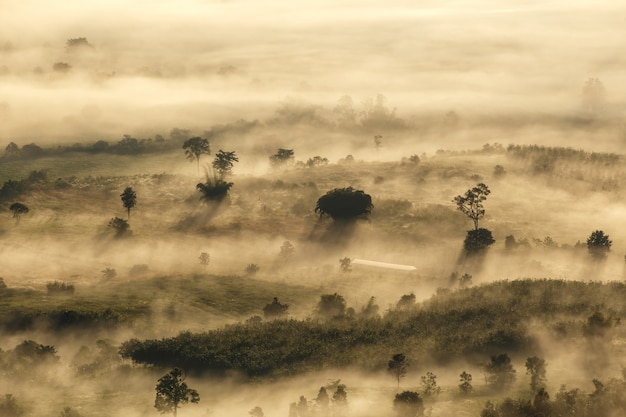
1 1 626 416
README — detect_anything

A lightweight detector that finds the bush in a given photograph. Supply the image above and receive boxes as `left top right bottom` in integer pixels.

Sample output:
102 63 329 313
464 228 495 253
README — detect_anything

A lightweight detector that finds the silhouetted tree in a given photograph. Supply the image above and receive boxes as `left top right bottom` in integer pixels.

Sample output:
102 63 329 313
420 372 441 397
154 368 199 417
66 37 93 51
332 384 348 415
483 353 516 390
316 387 330 416
196 169 233 202
198 252 210 272
108 217 131 238
101 268 117 280
4 142 21 159
9 202 29 223
316 293 346 320
182 137 210 174
396 294 416 310
263 297 288 319
388 353 409 388
587 230 611 260
453 183 490 230
212 150 239 177
463 228 495 253
315 187 373 221
525 356 547 394
339 257 352 272
459 371 473 395
361 296 380 319
120 187 137 219
269 148 295 168
393 391 424 417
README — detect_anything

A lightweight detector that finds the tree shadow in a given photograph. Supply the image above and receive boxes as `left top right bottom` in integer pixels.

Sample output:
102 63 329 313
309 218 359 250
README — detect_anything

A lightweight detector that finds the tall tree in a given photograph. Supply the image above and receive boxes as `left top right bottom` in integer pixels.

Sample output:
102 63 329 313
212 150 239 177
388 353 409 388
154 368 199 417
483 353 516 390
182 137 210 174
453 183 491 230
525 356 547 393
459 371 473 395
120 187 137 220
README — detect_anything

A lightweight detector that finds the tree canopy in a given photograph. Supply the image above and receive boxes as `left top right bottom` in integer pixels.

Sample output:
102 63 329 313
453 183 490 230
182 137 210 173
120 187 137 219
314 187 373 220
154 368 199 417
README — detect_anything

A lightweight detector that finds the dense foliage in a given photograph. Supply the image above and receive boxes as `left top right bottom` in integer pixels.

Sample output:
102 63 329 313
120 279 626 379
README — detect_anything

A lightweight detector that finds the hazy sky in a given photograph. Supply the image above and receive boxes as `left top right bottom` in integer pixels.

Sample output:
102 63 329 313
0 0 624 141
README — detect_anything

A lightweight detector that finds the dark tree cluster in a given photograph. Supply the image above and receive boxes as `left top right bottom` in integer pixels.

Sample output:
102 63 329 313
315 187 373 221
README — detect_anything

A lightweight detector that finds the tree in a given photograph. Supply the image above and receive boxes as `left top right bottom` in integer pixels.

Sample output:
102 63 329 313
315 187 373 221
388 353 408 388
279 241 295 261
463 228 495 253
459 371 473 395
182 137 210 174
196 169 233 202
212 150 239 177
396 294 416 310
361 296 380 319
66 37 93 51
4 142 21 159
393 391 424 417
263 297 289 319
339 257 352 273
420 372 441 397
120 187 137 220
525 356 547 394
9 202 29 223
453 183 491 230
154 368 199 417
101 268 117 280
269 148 295 168
316 387 330 416
587 230 611 260
582 78 606 112
198 252 210 272
332 384 348 415
483 353 516 390
108 217 131 238
316 293 346 320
